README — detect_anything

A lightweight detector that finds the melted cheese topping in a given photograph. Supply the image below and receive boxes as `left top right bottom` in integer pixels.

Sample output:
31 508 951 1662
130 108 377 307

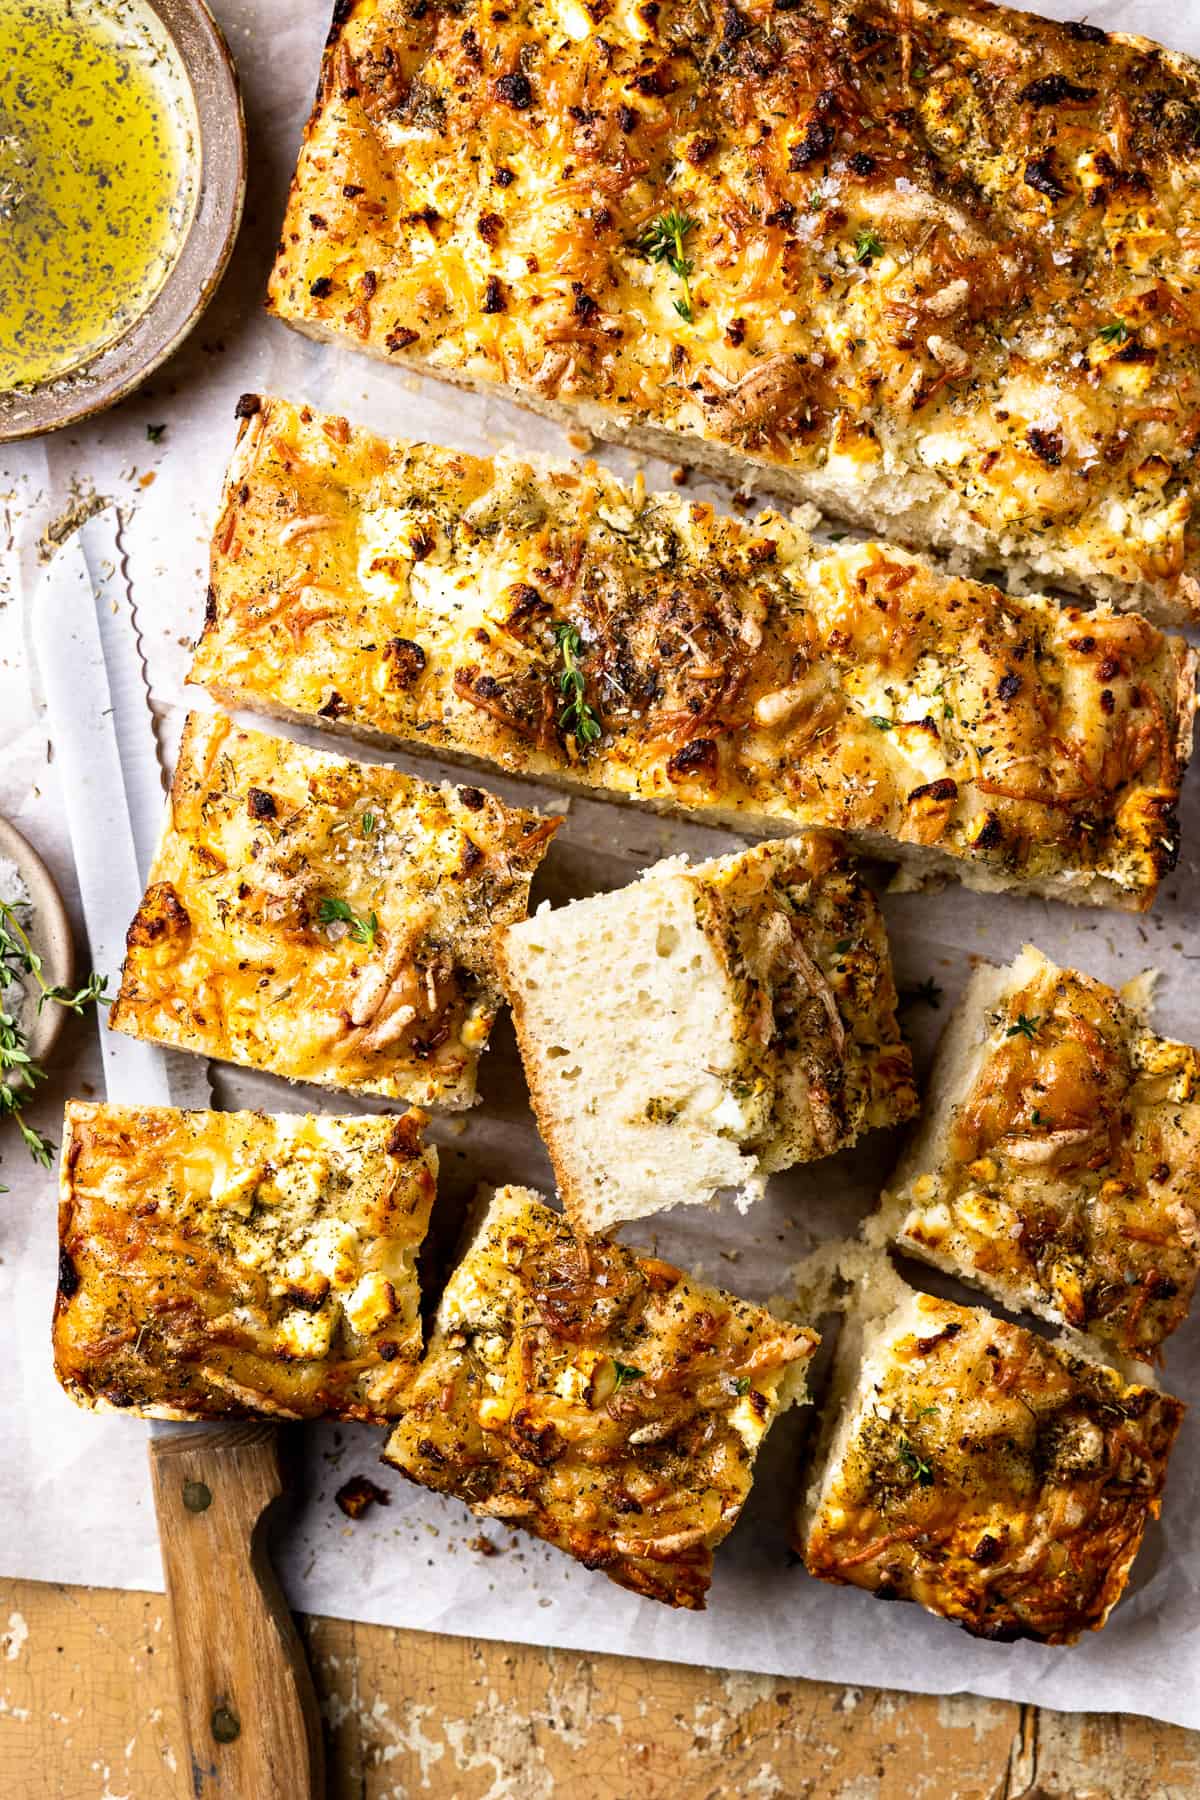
190 397 1197 910
53 1103 437 1422
383 1185 817 1608
803 1292 1183 1644
109 711 559 1106
269 0 1200 621
891 945 1200 1357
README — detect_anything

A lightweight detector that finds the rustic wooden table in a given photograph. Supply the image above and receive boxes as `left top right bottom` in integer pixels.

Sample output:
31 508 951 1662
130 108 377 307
1 1576 1195 1798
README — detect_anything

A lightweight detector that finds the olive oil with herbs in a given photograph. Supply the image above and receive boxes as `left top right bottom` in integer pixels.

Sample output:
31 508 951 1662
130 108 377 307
0 0 198 391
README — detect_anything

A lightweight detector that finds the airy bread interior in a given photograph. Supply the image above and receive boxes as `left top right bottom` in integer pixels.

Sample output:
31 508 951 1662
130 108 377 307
499 859 766 1235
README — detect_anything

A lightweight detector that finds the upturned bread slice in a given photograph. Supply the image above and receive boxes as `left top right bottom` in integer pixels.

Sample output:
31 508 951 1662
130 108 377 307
497 835 915 1233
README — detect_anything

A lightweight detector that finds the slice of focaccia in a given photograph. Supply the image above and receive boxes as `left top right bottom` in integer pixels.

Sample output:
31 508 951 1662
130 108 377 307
799 1278 1184 1644
498 836 915 1233
53 1103 437 1422
878 945 1200 1360
109 711 560 1106
383 1185 818 1608
268 0 1200 625
189 398 1196 912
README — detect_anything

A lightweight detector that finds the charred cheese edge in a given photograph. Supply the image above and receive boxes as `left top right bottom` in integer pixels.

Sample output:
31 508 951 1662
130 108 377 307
108 710 560 1106
383 1184 818 1608
54 1103 437 1423
498 836 916 1233
190 397 1197 912
268 0 1200 625
800 1285 1184 1644
878 945 1200 1359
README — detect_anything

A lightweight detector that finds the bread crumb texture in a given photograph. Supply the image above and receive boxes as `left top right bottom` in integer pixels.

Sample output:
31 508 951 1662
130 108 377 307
500 835 915 1232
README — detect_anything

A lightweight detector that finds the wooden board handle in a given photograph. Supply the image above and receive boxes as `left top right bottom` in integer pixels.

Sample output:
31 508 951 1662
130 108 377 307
149 1424 325 1799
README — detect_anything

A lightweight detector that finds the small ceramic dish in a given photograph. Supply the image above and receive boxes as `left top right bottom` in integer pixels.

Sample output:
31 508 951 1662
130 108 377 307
0 817 76 1069
0 0 246 443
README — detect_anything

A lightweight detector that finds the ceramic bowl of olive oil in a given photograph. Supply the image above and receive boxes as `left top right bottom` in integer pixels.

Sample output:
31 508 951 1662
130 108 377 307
0 0 245 441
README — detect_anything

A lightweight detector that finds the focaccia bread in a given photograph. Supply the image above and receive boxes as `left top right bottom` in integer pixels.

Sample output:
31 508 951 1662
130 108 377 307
269 0 1200 624
53 1103 437 1422
189 398 1197 912
878 946 1200 1359
109 711 559 1106
383 1185 818 1608
799 1279 1184 1643
498 836 915 1232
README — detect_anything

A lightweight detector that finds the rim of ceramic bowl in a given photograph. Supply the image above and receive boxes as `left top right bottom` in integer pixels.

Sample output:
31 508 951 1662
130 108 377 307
0 0 247 444
0 816 76 1070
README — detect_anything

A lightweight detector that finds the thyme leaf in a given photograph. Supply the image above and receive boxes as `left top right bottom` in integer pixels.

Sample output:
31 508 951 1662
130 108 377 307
552 622 602 746
317 896 380 948
1006 1013 1042 1040
640 209 698 322
1097 319 1129 344
897 1437 934 1486
854 228 885 265
611 1360 644 1390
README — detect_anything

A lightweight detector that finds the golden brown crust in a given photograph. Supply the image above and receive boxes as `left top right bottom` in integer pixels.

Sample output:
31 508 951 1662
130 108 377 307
801 1292 1184 1643
109 711 560 1106
189 397 1197 910
269 0 1200 620
53 1103 437 1423
887 947 1200 1358
383 1185 818 1607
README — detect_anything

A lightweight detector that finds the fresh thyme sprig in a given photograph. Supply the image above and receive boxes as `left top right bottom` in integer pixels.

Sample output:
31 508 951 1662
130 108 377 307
0 898 108 1179
853 227 884 265
1006 1013 1042 1040
640 209 698 322
897 1437 934 1486
317 896 380 948
611 1360 644 1391
552 622 602 747
1097 319 1130 344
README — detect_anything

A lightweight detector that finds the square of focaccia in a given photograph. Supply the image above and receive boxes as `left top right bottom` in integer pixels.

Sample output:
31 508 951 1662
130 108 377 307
383 1186 818 1609
109 711 560 1107
189 396 1196 912
266 3 1200 627
880 946 1200 1359
498 836 915 1234
799 1282 1184 1644
53 1103 437 1422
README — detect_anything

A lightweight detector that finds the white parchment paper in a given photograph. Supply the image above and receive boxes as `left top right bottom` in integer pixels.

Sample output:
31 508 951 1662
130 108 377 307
3 0 1200 1729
